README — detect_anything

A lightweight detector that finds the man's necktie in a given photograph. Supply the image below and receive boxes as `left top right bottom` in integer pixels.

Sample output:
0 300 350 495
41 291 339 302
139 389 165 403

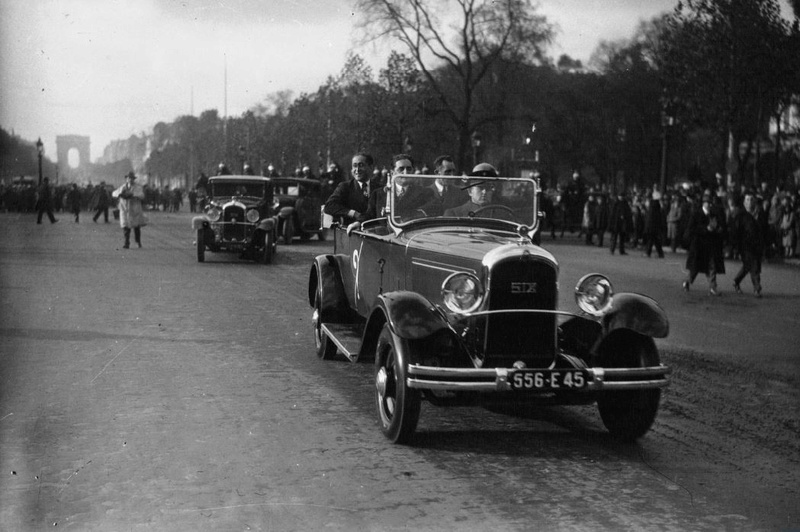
362 183 369 198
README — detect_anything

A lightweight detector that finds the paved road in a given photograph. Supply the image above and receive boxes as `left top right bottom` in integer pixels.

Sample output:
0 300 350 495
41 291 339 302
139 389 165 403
0 211 797 531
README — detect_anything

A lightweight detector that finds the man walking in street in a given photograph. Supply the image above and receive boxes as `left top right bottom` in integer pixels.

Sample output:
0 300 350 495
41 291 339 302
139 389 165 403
732 191 763 297
683 191 726 295
36 177 58 224
92 182 111 222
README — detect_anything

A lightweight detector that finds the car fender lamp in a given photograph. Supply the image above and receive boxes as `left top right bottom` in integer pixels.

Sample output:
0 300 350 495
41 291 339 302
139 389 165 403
575 274 613 316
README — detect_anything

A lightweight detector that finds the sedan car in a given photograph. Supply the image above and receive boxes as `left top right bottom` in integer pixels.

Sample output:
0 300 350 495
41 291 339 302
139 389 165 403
191 175 278 263
308 172 670 444
271 177 326 244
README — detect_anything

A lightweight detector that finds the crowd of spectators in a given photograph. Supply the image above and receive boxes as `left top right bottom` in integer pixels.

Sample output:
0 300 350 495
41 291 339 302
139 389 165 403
0 180 190 215
541 175 800 261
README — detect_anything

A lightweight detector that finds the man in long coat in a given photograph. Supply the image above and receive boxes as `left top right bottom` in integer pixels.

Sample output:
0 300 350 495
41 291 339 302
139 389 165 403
732 191 763 297
683 192 726 295
112 172 146 248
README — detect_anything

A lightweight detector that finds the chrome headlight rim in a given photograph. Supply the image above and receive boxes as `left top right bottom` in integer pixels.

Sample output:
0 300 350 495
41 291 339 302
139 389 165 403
206 206 222 222
441 272 484 314
245 208 260 223
575 273 614 316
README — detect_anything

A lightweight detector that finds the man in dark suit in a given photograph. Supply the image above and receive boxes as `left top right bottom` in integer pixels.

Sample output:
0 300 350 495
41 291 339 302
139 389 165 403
365 154 433 221
324 152 380 224
419 155 467 216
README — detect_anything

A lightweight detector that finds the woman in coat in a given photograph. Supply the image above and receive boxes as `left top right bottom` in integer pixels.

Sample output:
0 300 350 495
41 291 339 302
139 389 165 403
112 171 146 248
683 191 726 295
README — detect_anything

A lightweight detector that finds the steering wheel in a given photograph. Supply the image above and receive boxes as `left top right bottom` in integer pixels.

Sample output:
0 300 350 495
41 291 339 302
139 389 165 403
472 204 518 222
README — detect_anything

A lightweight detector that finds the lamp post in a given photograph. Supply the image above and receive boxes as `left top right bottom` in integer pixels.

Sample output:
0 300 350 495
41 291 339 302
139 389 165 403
36 137 44 186
659 112 674 193
471 131 482 166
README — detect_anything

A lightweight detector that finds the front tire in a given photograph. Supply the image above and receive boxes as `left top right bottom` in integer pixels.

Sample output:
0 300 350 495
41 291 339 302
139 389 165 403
196 229 205 262
375 324 421 444
313 291 337 360
596 333 661 441
261 230 274 265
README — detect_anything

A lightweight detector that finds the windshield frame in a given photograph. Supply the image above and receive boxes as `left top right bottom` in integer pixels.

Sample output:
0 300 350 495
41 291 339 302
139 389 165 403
385 174 539 236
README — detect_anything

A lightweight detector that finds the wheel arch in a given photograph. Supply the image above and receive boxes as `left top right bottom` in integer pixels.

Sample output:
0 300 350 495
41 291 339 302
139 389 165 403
308 254 356 324
603 292 669 339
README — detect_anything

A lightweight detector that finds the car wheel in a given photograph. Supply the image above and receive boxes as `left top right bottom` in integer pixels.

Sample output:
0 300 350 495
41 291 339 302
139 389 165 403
196 229 205 262
313 291 337 360
262 230 274 265
282 218 294 245
596 334 661 441
375 324 421 444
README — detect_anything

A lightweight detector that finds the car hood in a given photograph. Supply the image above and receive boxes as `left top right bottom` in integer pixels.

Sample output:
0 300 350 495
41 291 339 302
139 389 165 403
211 197 263 208
404 229 556 265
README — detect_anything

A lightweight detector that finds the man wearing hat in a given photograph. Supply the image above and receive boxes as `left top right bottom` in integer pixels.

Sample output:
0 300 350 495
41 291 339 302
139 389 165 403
112 172 146 249
683 190 726 295
444 163 513 220
92 181 111 223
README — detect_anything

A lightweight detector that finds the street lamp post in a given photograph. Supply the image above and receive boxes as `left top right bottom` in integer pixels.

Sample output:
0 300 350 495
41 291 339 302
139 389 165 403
659 112 674 193
36 137 44 186
471 131 482 166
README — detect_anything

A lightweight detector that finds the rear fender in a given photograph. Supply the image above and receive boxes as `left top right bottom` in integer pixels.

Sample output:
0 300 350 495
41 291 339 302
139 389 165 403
308 255 356 324
603 293 669 339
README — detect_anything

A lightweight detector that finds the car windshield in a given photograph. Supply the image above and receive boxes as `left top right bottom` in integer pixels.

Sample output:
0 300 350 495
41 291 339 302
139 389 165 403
211 181 265 198
384 174 538 229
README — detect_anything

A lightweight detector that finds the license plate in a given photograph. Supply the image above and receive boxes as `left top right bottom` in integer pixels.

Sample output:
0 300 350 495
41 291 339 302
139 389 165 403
509 370 587 391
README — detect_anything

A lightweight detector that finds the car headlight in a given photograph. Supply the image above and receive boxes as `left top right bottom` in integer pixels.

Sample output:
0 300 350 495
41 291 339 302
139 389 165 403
575 274 613 316
207 207 222 222
441 272 484 314
245 209 260 223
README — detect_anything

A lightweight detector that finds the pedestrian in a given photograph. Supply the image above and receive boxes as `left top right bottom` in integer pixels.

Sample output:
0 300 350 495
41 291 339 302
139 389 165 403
36 177 58 224
582 194 597 245
666 195 682 252
66 183 82 223
779 196 795 258
112 171 146 249
592 193 609 247
683 191 726 295
92 181 111 222
608 191 633 255
643 191 665 258
732 191 763 297
324 152 381 225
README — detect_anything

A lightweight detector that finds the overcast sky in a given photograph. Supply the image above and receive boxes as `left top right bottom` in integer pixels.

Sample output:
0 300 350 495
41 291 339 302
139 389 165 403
0 0 708 162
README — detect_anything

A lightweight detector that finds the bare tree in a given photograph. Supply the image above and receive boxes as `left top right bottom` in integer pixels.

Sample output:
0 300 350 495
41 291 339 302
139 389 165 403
354 0 554 169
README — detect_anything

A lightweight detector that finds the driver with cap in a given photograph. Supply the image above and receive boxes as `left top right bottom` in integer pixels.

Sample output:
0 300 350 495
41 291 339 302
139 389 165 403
444 163 503 218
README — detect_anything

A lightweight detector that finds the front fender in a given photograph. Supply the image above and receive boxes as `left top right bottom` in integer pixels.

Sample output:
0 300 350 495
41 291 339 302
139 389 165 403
191 216 210 231
257 216 276 232
603 292 669 338
375 291 449 340
279 206 295 219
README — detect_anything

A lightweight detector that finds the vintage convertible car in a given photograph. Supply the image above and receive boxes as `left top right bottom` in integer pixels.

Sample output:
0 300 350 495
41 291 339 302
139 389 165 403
308 172 670 444
271 177 326 244
191 175 278 263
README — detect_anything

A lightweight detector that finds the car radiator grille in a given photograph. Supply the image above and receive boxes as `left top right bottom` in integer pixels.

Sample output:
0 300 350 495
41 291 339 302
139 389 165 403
483 257 557 368
222 206 247 241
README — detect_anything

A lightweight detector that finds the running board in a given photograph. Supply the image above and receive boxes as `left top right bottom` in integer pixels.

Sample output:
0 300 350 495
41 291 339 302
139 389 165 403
320 323 364 362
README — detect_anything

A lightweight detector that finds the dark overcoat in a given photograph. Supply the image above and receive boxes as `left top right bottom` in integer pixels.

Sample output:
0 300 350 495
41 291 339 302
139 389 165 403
684 205 726 275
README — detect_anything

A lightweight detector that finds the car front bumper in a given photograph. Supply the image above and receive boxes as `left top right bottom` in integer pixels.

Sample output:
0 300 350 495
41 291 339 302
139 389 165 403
406 365 671 392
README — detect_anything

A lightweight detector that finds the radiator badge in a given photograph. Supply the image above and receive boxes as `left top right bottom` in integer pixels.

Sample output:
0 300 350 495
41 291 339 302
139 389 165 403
510 282 538 293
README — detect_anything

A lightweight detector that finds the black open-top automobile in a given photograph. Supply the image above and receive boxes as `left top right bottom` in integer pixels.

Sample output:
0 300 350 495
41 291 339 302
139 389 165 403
308 172 670 444
192 175 278 264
